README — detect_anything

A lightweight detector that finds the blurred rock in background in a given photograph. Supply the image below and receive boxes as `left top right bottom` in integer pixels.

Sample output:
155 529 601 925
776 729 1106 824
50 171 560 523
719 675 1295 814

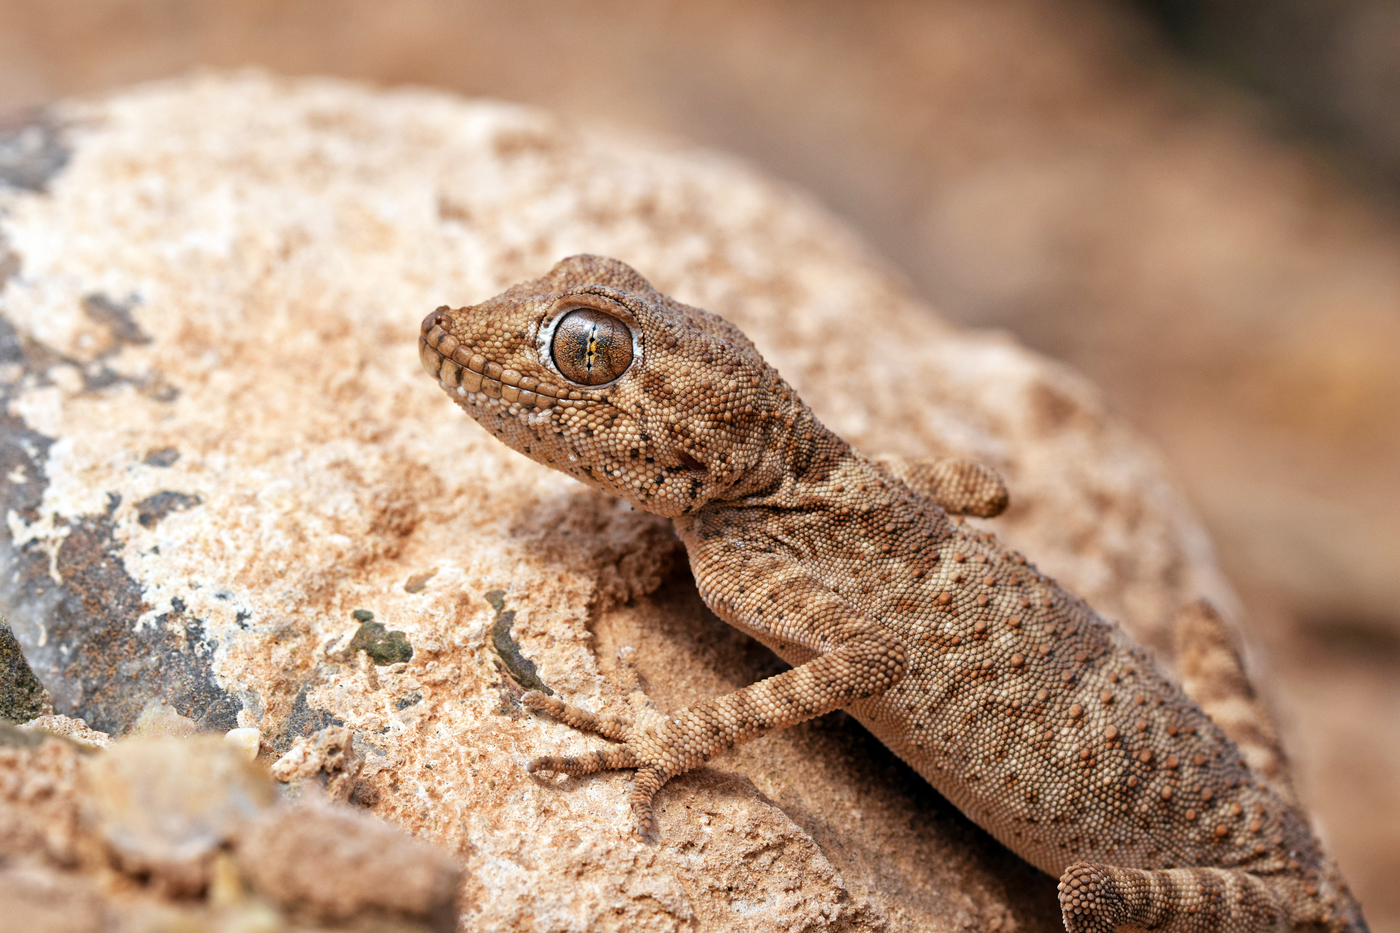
1139 0 1400 200
0 0 1395 928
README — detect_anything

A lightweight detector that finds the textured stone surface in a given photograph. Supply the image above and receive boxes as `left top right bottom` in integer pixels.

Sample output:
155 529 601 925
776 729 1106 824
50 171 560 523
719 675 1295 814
81 736 275 894
20 713 110 748
0 731 462 931
0 863 112 933
238 802 462 929
0 12 1396 923
0 736 85 866
0 614 47 722
0 73 1249 930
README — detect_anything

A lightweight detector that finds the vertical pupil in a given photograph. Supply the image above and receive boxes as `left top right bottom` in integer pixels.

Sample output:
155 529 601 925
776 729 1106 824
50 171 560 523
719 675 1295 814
551 308 634 385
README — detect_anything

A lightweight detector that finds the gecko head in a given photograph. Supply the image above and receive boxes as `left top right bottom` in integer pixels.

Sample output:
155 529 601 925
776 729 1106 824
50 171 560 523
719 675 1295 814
419 255 795 516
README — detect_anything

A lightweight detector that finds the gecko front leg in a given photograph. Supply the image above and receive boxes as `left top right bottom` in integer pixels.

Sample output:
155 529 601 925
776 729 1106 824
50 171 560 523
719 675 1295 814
524 553 906 838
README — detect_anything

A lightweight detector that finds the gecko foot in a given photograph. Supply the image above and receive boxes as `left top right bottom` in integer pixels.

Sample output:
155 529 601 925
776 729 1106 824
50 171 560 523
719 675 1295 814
522 690 635 741
521 651 675 839
1058 862 1285 933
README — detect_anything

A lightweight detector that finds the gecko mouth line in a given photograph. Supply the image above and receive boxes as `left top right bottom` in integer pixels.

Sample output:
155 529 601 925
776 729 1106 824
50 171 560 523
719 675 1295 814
419 319 590 409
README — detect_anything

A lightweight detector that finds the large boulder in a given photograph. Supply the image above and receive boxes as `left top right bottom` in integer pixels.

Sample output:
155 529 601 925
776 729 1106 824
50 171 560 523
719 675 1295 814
0 72 1240 931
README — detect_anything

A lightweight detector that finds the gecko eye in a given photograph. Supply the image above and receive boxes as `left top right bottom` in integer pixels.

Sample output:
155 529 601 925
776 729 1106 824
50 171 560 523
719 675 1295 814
551 308 634 385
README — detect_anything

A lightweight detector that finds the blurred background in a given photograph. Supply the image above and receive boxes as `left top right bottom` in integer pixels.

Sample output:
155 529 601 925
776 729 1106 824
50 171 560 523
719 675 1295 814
1 0 1396 927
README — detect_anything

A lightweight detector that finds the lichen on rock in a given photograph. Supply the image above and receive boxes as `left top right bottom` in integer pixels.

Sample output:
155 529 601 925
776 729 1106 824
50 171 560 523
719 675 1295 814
0 615 48 723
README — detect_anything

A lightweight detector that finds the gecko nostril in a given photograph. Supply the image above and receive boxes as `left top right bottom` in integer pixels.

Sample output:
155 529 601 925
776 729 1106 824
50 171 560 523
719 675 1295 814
421 306 449 335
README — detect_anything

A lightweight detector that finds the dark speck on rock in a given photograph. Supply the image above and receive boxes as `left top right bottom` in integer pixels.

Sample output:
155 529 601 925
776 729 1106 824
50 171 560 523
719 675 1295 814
485 589 552 696
403 570 437 593
143 447 180 467
136 491 201 528
347 620 412 666
81 293 150 346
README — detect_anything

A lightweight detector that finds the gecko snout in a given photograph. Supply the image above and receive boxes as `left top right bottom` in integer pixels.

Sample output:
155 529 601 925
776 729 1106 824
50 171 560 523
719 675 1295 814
419 306 455 381
421 306 449 336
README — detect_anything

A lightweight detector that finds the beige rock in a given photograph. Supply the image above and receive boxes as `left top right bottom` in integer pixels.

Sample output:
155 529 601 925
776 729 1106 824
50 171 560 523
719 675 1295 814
80 735 276 895
0 730 457 932
236 802 461 931
20 713 111 749
0 863 111 933
0 737 85 868
131 699 204 739
224 726 263 761
0 72 1247 930
270 725 364 803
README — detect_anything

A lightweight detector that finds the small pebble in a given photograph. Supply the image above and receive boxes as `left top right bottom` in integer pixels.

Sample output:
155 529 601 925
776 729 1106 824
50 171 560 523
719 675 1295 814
225 728 262 761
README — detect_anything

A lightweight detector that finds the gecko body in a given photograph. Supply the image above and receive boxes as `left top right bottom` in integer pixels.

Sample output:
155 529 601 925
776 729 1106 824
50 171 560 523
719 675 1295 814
419 255 1367 933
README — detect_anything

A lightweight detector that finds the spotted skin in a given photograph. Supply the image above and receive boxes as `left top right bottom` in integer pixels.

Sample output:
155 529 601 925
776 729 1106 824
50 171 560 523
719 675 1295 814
419 255 1368 933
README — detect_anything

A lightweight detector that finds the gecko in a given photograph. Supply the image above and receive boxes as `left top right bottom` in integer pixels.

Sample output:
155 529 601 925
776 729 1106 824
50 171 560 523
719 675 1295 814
418 255 1368 933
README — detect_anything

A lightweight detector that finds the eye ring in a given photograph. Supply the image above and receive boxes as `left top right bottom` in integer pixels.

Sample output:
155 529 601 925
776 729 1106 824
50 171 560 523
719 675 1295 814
550 308 635 386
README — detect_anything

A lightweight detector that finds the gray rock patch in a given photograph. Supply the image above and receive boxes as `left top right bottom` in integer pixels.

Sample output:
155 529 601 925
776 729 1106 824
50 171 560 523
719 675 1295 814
0 110 70 193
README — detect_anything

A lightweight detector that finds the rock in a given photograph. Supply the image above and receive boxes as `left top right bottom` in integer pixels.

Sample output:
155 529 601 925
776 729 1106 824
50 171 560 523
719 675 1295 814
0 863 111 933
130 698 202 739
0 72 1246 930
0 730 461 931
236 802 461 931
80 735 276 895
223 726 262 761
0 614 48 723
20 714 111 749
270 725 363 803
0 736 85 868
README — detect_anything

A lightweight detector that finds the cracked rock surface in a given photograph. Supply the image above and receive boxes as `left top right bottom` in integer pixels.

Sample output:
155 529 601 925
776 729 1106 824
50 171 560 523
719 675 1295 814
0 72 1243 931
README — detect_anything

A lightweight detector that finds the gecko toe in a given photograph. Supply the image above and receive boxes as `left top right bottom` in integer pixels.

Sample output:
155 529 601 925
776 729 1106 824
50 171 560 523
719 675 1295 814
628 766 667 839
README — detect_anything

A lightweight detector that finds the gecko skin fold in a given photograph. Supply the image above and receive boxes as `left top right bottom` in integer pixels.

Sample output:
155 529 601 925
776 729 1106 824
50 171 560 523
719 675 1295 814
420 254 1367 933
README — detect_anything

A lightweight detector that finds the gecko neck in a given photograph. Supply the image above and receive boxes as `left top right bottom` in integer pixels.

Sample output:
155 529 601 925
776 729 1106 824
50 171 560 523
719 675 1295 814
705 403 857 509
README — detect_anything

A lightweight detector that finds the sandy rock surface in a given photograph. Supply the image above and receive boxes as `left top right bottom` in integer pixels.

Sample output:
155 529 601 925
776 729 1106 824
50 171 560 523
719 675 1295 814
20 712 110 748
0 731 462 931
0 72 1247 931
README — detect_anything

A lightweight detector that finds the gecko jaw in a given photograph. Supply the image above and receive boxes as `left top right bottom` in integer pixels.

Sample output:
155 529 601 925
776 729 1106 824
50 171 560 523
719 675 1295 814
418 322 591 411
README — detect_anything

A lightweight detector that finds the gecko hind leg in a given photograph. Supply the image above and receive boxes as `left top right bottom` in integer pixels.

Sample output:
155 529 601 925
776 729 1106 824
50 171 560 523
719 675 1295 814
1058 863 1285 933
876 454 1010 518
